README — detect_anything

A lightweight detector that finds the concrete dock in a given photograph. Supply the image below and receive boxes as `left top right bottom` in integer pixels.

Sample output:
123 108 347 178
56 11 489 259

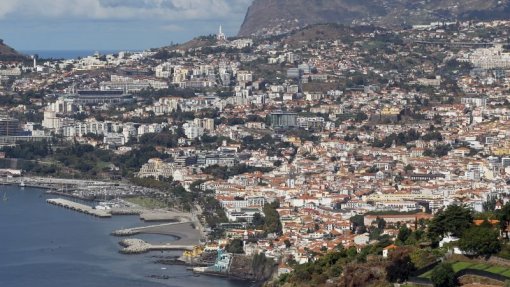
46 198 111 218
111 222 185 236
119 239 193 254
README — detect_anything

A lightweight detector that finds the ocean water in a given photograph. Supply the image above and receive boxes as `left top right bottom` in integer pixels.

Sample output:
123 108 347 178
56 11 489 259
0 186 246 287
20 50 121 60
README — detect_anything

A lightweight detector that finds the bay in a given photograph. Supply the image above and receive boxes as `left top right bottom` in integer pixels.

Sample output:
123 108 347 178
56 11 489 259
0 186 246 287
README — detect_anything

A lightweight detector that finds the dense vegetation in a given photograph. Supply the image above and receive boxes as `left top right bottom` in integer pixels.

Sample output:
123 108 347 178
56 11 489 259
2 140 51 160
371 129 444 149
202 164 273 180
252 201 282 235
0 141 172 179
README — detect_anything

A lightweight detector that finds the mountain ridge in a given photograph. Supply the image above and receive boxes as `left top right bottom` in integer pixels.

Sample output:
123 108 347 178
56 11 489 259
238 0 510 37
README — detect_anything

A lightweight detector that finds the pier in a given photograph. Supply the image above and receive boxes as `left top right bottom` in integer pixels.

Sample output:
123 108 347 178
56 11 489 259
113 221 202 254
46 198 111 218
119 239 193 254
112 222 185 236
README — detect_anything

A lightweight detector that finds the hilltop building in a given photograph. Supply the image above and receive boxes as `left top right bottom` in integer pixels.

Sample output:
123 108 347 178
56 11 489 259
217 25 227 42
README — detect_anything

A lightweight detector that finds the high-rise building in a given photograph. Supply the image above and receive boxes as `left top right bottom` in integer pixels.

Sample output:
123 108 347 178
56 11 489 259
194 118 215 132
0 116 21 136
270 112 297 129
183 122 204 139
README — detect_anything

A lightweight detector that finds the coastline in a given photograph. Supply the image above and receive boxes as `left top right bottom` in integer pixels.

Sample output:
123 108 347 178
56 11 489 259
27 177 206 250
1 177 230 284
112 222 201 254
3 175 205 239
112 222 200 242
1 186 247 287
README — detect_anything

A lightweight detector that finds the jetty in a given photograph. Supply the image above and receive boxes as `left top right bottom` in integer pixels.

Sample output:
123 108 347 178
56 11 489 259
119 239 193 254
46 198 111 218
111 222 185 236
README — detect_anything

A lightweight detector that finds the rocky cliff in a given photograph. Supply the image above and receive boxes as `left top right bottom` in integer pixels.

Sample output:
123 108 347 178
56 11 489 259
238 0 510 37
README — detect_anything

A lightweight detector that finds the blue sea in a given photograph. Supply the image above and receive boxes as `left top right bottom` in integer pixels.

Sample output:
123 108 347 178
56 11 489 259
20 50 123 60
0 186 246 287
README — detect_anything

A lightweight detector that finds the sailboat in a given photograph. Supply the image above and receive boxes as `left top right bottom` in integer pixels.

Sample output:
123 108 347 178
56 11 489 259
3 191 7 202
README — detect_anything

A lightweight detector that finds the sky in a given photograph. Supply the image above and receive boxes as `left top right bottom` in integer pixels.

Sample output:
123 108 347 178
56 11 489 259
0 0 252 51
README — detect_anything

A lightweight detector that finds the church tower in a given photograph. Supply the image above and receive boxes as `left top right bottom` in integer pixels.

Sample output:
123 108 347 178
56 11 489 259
217 25 227 42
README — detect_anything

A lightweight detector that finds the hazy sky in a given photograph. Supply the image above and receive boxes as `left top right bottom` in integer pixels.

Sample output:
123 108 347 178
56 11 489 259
0 0 252 51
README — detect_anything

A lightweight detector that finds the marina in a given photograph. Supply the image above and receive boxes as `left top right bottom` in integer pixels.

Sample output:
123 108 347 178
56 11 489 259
0 176 156 199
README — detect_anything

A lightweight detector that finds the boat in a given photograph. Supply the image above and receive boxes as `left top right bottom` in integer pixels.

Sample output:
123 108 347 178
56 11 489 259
19 181 25 188
94 201 113 210
3 192 7 202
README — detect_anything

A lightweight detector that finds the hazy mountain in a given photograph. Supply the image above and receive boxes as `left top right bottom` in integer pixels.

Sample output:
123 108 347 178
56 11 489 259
238 0 510 37
0 39 25 61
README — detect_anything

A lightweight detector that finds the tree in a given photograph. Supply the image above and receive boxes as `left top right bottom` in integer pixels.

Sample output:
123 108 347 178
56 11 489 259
262 202 282 234
498 202 510 239
376 217 386 230
410 248 442 269
458 226 501 257
252 212 265 227
386 249 416 283
226 239 244 254
483 194 498 212
251 253 274 281
428 205 473 242
2 140 51 160
354 112 368 122
430 263 457 287
350 215 365 232
397 225 412 243
367 165 379 173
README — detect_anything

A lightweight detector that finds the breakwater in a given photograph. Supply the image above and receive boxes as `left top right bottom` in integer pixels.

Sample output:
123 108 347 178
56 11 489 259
111 222 185 236
119 239 194 254
46 198 111 218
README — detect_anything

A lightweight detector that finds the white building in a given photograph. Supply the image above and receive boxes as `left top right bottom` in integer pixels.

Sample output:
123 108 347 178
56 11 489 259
217 25 227 42
0 68 21 76
137 158 174 179
100 75 168 93
237 71 253 82
104 133 125 146
193 118 215 132
183 122 204 139
466 45 510 69
42 110 61 130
